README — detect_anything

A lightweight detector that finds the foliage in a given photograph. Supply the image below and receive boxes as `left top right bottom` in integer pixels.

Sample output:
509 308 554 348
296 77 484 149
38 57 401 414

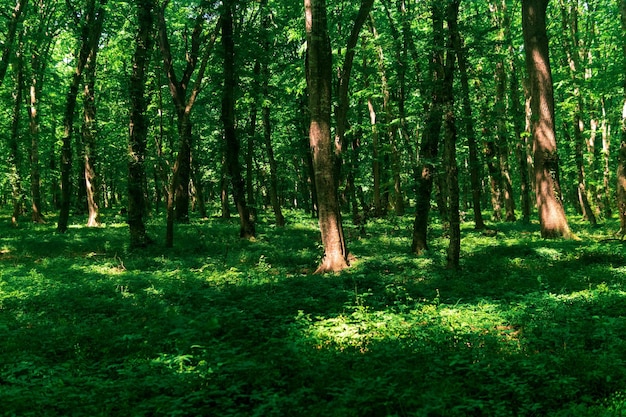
2 211 626 416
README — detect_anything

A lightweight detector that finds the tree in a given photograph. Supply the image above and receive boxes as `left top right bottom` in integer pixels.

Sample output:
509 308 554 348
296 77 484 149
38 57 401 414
0 0 28 87
522 0 572 239
411 1 445 254
221 0 255 238
443 0 460 269
155 0 220 246
127 0 155 249
57 0 107 233
618 0 626 235
305 0 349 273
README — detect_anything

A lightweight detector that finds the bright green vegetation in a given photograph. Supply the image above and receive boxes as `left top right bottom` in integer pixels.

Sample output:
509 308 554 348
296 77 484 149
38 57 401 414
2 212 626 416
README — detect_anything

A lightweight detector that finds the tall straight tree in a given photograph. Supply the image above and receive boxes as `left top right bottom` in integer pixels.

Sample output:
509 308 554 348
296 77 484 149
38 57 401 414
305 0 349 273
443 0 460 269
618 0 626 235
522 0 572 239
411 1 445 254
127 0 155 249
57 0 107 233
221 0 255 238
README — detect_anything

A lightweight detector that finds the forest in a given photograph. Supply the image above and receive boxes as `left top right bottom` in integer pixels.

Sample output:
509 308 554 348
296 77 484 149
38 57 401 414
1 0 626 415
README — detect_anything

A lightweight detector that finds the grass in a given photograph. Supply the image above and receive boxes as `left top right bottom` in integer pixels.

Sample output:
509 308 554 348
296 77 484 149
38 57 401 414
1 209 626 416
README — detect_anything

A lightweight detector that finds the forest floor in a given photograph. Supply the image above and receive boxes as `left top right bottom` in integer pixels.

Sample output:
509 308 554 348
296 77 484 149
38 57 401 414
1 209 626 416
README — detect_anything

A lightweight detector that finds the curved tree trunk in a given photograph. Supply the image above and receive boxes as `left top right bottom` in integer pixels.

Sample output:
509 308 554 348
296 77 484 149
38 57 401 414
305 0 349 273
522 0 572 239
57 0 107 233
83 52 101 227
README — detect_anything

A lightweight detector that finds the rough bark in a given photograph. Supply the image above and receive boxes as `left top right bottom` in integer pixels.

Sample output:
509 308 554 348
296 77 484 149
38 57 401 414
128 0 154 249
522 0 572 238
411 1 445 254
222 0 255 238
305 0 349 273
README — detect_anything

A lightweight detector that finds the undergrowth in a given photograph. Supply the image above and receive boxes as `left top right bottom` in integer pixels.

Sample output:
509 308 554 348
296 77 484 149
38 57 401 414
1 210 626 416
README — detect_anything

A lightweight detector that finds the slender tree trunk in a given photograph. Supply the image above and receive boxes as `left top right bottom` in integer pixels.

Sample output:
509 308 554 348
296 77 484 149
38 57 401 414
305 0 349 273
29 76 45 223
444 0 460 269
128 0 154 249
411 1 445 254
9 43 25 226
222 0 255 238
618 0 626 235
0 0 28 87
82 55 101 227
522 0 572 238
600 99 612 218
57 0 106 233
511 55 531 223
454 31 484 229
333 0 374 183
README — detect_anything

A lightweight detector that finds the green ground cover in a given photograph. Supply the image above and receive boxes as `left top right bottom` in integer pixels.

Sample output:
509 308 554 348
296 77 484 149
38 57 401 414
1 211 626 416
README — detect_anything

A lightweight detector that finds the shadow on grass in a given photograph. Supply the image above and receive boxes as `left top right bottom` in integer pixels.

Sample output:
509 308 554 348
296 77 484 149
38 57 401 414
2 214 626 415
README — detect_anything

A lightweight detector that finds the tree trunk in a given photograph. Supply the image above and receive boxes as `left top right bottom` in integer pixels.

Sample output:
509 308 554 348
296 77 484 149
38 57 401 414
9 42 25 226
454 30 484 229
522 0 572 238
305 0 349 273
222 0 255 238
82 51 101 227
333 0 374 183
128 0 154 249
57 0 107 233
411 1 445 254
618 0 626 235
0 0 28 87
444 0 460 269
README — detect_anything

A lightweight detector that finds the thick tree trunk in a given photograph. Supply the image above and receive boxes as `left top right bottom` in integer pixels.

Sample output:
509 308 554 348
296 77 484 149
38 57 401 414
222 0 255 238
305 0 349 273
411 1 445 254
128 0 154 249
522 0 572 238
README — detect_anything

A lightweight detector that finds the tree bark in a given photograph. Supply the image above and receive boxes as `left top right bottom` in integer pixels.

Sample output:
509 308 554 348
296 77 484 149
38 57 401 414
305 0 349 273
128 0 154 249
522 0 572 238
444 0 460 269
9 40 25 226
454 30 484 229
57 0 107 233
222 0 255 238
411 1 445 254
82 41 101 227
618 0 626 235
